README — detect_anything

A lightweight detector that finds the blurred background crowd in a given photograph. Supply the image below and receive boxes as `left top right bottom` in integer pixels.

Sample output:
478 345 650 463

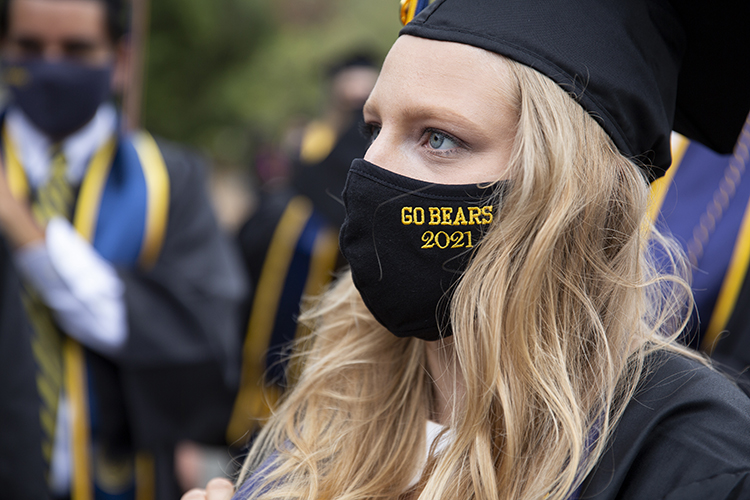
142 0 398 228
0 0 394 498
2 0 750 499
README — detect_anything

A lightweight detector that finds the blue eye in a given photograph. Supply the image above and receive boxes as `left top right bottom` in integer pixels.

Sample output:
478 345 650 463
428 131 457 150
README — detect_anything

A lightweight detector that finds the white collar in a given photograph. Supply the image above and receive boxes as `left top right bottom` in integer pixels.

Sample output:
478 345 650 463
5 103 118 188
408 420 452 489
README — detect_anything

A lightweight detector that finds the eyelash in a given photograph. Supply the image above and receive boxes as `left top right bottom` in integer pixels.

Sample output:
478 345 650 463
359 122 380 145
423 128 465 154
359 122 467 154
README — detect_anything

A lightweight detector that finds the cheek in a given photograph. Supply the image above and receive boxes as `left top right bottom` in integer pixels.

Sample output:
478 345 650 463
443 151 512 185
468 135 515 183
484 147 513 181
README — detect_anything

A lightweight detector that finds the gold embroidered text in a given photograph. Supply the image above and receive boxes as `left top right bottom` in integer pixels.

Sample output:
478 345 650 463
401 206 493 226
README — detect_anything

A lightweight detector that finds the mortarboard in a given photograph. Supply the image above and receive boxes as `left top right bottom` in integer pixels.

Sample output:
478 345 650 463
399 0 750 181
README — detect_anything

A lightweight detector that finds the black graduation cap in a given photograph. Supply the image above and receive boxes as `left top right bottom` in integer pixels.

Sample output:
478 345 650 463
400 0 750 181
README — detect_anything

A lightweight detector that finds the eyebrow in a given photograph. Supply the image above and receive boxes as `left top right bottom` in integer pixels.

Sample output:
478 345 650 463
405 106 482 131
11 34 99 45
365 98 493 143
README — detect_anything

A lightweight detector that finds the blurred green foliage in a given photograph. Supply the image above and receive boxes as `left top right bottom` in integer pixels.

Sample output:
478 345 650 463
143 0 400 166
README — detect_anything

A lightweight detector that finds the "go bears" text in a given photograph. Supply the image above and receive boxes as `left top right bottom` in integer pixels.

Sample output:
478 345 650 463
401 206 493 226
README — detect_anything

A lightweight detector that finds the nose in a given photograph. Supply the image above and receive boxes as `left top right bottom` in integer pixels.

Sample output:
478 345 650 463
41 44 66 62
363 127 405 176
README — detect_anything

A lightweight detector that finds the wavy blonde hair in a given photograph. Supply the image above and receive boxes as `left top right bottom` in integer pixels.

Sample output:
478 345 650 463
236 53 695 500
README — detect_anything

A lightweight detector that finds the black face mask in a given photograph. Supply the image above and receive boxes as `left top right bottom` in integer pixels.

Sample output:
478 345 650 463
3 59 113 140
339 158 506 341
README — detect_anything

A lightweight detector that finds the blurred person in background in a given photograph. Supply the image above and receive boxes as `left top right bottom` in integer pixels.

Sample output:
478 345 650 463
290 54 380 231
226 52 380 456
296 53 380 169
0 0 246 498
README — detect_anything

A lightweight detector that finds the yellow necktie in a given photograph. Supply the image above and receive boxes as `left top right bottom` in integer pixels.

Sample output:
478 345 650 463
23 146 72 470
33 147 74 224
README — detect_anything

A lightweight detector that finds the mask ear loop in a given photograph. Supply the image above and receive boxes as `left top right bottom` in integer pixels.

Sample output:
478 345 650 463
400 0 431 25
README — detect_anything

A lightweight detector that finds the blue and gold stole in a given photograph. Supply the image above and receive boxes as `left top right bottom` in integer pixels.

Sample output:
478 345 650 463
2 126 170 500
650 121 750 353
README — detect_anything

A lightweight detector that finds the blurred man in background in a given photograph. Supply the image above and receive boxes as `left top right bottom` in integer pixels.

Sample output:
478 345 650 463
0 0 246 498
227 52 379 452
296 53 380 168
291 54 380 229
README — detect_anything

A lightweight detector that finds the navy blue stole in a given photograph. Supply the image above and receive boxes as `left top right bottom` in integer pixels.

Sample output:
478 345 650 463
650 120 750 352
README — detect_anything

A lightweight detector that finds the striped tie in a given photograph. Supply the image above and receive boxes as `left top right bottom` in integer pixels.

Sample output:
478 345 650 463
23 146 72 471
33 147 74 224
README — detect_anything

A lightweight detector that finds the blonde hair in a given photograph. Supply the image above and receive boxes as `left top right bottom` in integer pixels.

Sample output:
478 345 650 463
236 54 696 500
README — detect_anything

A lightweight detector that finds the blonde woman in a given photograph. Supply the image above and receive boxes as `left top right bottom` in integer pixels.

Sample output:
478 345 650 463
186 1 750 499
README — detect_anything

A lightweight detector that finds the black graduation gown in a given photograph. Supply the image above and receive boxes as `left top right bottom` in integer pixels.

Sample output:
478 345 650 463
89 137 247 499
0 240 49 500
713 274 750 396
582 352 750 499
111 138 246 449
0 133 247 499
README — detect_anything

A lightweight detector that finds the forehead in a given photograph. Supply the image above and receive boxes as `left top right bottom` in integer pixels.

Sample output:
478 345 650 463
366 35 514 123
8 0 108 40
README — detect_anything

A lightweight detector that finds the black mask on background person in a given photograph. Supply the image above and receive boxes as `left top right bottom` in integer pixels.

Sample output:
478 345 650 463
339 158 506 341
3 59 113 140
